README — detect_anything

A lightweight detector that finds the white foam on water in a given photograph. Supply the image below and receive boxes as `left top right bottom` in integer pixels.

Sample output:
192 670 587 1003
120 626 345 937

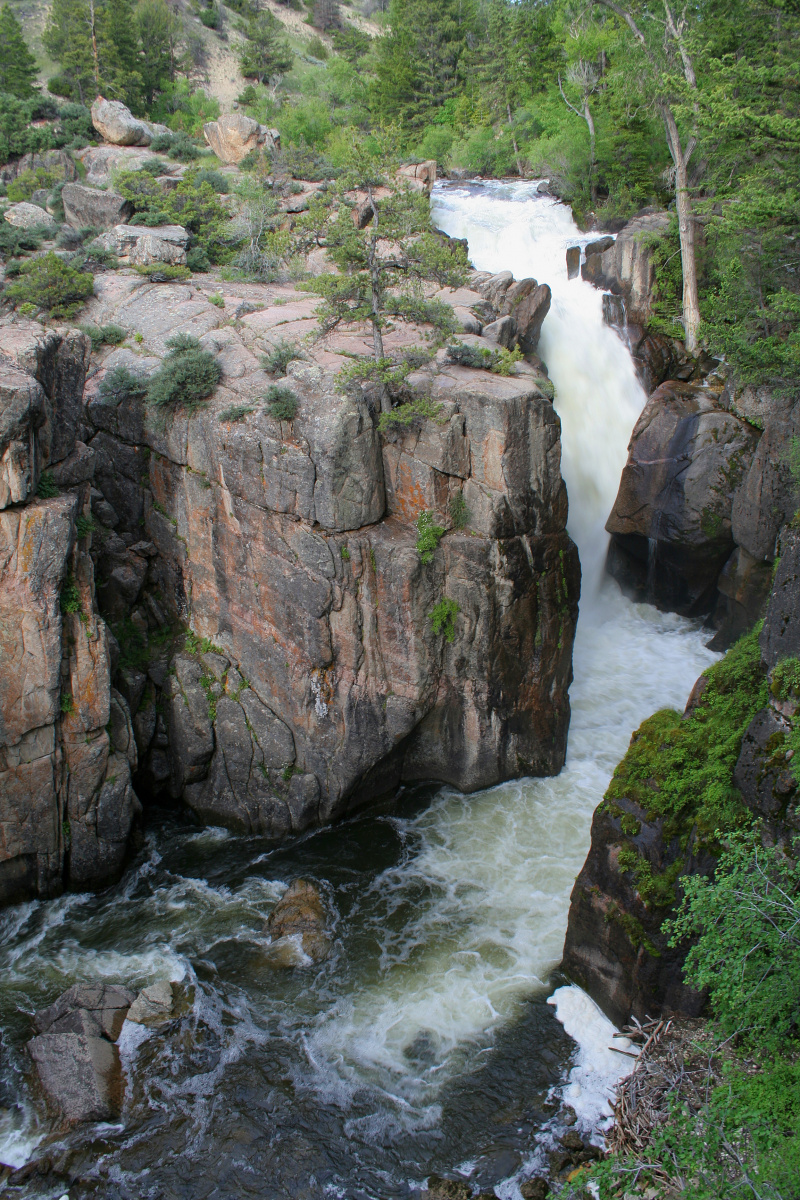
548 984 638 1127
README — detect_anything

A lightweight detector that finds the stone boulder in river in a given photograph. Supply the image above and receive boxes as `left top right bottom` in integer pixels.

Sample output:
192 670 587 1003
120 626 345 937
27 984 133 1125
264 879 332 965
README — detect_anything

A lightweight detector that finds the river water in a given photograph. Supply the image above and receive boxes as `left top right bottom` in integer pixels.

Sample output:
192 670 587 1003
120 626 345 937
0 182 717 1199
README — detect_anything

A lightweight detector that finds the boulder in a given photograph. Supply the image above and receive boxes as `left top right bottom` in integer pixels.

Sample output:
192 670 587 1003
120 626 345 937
0 358 47 509
605 380 759 614
734 707 799 842
566 245 580 279
513 283 551 353
397 160 437 193
27 982 133 1125
61 183 133 230
91 224 189 266
78 144 154 187
202 114 279 164
3 202 56 230
90 96 167 147
33 983 134 1040
28 1032 121 1125
264 879 332 964
125 980 175 1028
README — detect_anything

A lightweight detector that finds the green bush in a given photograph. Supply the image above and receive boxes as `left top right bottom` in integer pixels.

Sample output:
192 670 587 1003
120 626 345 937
218 403 255 422
150 131 201 161
75 514 94 538
37 470 59 498
446 340 497 370
98 365 147 404
449 492 469 529
0 222 46 259
4 252 93 318
80 323 126 350
416 510 445 563
265 383 299 420
208 292 225 308
187 246 212 272
135 263 191 281
666 834 800 1051
770 656 800 700
377 396 444 433
60 575 81 614
6 165 63 202
429 597 460 642
261 338 303 376
146 334 222 413
194 168 230 194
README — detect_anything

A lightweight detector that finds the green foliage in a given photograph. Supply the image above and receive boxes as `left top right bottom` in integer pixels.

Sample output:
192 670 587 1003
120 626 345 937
445 341 498 370
429 597 460 642
0 5 39 99
377 396 444 433
265 384 299 420
98 364 147 404
238 12 293 83
261 339 303 376
60 575 82 615
208 292 225 308
60 691 75 714
415 510 445 564
149 131 201 161
145 334 222 413
75 515 95 538
0 221 45 260
150 82 220 137
491 345 523 376
134 263 191 281
7 166 64 203
36 470 59 499
449 491 468 530
218 403 255 423
666 834 800 1051
80 323 126 350
4 252 94 318
771 657 800 701
605 627 768 843
340 546 350 561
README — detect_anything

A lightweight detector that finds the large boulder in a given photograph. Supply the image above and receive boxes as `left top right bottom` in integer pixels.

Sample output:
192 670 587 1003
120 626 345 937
0 357 47 509
3 202 56 230
202 114 279 164
91 96 167 147
606 380 759 614
397 160 437 193
28 983 133 1125
92 224 189 266
264 879 332 965
759 529 800 669
61 183 133 230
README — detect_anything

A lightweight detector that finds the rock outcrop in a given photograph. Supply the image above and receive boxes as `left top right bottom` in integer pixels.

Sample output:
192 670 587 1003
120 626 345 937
581 212 671 327
3 202 57 231
92 224 189 266
71 263 577 842
0 319 141 905
202 114 279 164
90 96 168 147
264 878 332 965
605 379 759 615
61 183 133 230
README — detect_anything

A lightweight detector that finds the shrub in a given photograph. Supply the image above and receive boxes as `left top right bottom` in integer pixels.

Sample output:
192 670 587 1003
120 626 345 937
83 245 119 269
429 597 460 642
377 397 444 434
492 345 523 376
0 222 45 259
306 35 329 59
194 169 230 194
150 131 201 161
261 338 302 376
129 210 173 227
265 383 299 420
98 365 147 405
187 246 211 273
60 575 81 614
80 323 126 351
4 252 93 318
446 340 497 370
416 510 445 563
208 292 225 308
75 515 94 538
6 165 63 202
666 834 800 1051
146 334 222 413
771 656 800 701
37 470 59 498
135 263 191 282
218 404 255 422
449 492 469 530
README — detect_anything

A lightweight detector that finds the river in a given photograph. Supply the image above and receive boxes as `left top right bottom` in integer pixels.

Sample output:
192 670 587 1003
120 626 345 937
0 181 717 1199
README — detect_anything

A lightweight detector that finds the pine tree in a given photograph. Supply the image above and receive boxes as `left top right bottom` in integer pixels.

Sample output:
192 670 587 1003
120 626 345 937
312 0 340 31
238 13 293 84
100 0 142 110
44 0 99 104
136 0 182 107
0 5 39 99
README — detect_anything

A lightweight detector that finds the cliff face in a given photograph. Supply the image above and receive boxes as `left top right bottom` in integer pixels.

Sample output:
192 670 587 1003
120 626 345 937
0 266 579 899
0 320 140 906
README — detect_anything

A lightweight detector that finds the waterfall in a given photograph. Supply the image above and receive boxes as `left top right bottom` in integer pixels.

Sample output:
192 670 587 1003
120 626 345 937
0 181 718 1195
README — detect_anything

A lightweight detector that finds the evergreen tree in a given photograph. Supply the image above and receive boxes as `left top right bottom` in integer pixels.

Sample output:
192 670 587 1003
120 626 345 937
0 5 39 99
44 0 99 104
373 0 479 130
100 0 142 109
238 13 293 84
136 0 182 107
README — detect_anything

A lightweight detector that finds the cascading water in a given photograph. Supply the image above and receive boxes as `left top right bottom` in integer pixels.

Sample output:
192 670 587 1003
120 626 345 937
0 181 717 1199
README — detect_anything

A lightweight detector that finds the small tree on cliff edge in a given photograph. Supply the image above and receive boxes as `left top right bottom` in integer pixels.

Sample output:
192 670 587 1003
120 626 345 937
299 132 470 412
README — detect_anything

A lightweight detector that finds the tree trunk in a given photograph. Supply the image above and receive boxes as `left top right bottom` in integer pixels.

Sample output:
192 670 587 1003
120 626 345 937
367 189 391 414
584 102 597 205
507 101 523 177
89 0 100 89
662 106 701 353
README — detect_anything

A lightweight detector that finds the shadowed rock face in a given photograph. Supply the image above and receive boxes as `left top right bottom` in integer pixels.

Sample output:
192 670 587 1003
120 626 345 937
605 380 759 616
0 320 141 906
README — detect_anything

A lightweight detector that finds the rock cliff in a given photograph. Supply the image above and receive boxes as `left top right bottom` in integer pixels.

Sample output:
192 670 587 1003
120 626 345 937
0 238 579 899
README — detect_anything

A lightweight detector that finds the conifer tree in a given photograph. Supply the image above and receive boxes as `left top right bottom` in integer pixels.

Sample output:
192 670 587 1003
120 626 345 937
238 13 293 84
137 0 182 107
44 0 98 104
0 5 39 99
